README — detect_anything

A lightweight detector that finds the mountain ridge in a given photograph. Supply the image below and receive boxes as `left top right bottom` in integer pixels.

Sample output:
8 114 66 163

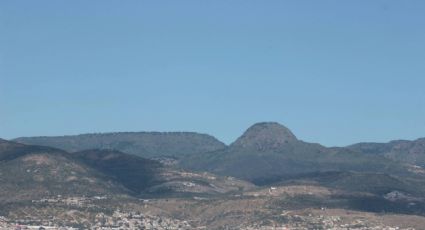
348 138 425 167
9 122 425 185
14 131 226 158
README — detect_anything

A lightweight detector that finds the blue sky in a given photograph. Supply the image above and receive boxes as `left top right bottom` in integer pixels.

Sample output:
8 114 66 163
1 0 424 146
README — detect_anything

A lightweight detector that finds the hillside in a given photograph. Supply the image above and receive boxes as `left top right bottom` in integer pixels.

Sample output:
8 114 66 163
0 139 253 202
73 149 254 196
14 132 226 158
348 138 425 167
180 122 418 185
73 149 163 194
0 139 125 201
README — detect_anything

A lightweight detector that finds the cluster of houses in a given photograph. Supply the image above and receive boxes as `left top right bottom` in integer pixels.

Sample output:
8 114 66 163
1 209 192 230
1 216 78 230
31 195 108 207
89 210 192 229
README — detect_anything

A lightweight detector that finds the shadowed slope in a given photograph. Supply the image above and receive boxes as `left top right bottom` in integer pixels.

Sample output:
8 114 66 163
73 149 163 194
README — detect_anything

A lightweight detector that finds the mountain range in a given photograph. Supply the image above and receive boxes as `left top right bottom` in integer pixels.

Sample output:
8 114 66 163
11 122 425 185
14 122 425 170
3 121 425 228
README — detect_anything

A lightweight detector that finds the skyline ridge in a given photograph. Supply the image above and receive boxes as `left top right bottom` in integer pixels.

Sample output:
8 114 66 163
11 121 425 148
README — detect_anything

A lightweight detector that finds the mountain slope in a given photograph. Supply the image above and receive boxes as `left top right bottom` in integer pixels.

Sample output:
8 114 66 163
180 122 416 185
0 139 125 201
348 138 425 167
73 149 254 196
0 139 253 201
73 149 163 194
14 132 226 158
285 170 425 196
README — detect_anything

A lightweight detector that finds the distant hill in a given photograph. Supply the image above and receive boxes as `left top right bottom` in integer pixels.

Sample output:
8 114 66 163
231 122 298 150
14 132 226 158
180 122 417 185
348 138 425 167
0 139 125 201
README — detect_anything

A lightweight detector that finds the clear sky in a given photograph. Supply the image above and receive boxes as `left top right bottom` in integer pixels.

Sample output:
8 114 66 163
1 0 424 146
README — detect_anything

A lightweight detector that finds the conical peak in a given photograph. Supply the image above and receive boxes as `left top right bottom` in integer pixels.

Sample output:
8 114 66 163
231 122 298 150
